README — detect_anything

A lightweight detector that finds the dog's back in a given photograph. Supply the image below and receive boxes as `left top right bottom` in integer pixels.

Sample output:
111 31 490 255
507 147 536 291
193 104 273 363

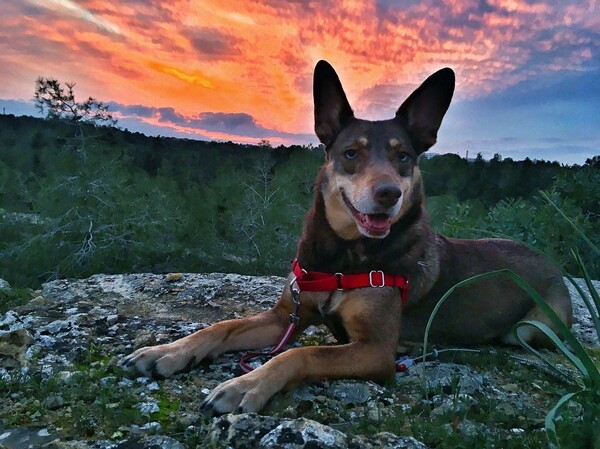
399 236 572 347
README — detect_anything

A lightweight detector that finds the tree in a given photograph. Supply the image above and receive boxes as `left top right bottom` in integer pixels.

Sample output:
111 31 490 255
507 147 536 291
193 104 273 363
34 77 116 126
34 78 118 163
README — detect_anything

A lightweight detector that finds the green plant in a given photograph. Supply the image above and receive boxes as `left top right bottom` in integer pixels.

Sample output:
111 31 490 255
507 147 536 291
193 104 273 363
513 193 600 449
0 287 33 314
422 197 600 448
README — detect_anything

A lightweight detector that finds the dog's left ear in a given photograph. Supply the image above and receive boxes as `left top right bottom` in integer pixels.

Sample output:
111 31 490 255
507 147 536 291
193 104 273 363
395 68 455 154
313 60 355 146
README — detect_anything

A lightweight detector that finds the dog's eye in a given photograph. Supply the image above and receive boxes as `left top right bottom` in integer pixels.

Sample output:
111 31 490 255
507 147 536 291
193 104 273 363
398 152 410 163
343 149 358 160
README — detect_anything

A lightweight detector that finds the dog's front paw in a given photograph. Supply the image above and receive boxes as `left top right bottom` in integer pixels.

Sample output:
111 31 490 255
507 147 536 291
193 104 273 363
121 343 198 379
200 373 274 415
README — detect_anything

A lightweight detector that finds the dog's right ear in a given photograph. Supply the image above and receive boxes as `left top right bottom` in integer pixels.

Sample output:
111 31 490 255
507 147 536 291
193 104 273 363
313 60 354 146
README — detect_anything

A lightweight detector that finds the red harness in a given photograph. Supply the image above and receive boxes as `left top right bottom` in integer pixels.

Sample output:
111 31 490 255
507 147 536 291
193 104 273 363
291 259 410 304
239 259 410 373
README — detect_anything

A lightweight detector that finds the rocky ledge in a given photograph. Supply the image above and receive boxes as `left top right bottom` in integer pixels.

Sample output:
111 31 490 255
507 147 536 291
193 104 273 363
0 273 597 449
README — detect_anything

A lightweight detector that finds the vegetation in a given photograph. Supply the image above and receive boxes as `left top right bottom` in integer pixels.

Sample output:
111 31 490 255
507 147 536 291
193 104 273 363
0 112 597 288
421 194 600 448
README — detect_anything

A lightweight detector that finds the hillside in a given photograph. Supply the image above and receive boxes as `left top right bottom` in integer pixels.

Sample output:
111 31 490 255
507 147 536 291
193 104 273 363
0 115 598 287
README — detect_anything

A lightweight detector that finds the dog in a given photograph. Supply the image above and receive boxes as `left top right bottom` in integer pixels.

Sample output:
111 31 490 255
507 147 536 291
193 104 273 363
122 60 573 414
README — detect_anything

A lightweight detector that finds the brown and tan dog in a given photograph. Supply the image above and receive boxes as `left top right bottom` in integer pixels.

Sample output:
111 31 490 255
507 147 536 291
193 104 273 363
122 61 573 414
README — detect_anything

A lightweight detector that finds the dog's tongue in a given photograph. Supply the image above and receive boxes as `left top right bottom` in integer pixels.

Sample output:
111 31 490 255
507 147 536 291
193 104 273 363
360 213 391 236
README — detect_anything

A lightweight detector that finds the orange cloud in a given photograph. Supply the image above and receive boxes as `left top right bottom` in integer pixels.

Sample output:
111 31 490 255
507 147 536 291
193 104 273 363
147 61 214 89
1 0 598 145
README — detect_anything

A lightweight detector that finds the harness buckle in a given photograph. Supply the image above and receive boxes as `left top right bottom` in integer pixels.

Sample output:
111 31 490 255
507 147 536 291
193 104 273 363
369 270 385 288
334 272 344 290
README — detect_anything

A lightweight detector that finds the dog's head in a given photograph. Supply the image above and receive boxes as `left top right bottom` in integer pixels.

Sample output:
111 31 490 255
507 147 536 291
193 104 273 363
313 60 454 240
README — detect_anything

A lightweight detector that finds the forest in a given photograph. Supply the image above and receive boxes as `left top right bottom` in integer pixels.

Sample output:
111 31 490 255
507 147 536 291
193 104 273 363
0 113 598 288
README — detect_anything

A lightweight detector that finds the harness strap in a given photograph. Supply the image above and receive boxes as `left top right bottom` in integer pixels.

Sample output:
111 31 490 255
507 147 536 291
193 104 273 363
292 258 410 304
239 259 410 373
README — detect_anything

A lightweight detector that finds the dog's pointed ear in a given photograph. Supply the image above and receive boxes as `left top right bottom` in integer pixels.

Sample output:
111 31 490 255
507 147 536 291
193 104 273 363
313 60 354 146
395 68 455 154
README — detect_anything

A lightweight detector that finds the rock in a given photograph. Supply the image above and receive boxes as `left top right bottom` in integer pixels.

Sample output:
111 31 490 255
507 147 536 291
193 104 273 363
349 432 429 449
0 279 10 289
114 435 185 449
260 418 348 448
566 276 600 347
399 362 486 395
43 441 93 449
0 328 34 368
138 401 160 414
164 273 183 283
0 426 58 449
209 413 279 448
42 394 66 410
17 295 50 313
328 380 374 405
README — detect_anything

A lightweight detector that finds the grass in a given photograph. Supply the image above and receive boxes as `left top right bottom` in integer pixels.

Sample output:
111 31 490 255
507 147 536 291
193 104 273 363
0 287 33 314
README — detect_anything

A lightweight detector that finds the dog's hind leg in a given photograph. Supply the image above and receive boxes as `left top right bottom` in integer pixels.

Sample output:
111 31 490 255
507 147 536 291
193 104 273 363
121 276 320 378
501 276 573 348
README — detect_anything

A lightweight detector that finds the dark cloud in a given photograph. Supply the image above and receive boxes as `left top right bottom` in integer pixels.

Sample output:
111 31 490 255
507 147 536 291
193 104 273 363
107 102 156 118
109 102 315 142
156 107 185 124
188 112 284 139
188 28 240 58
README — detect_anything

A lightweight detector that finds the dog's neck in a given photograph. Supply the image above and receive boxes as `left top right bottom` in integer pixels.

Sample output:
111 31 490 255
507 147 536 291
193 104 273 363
296 167 434 276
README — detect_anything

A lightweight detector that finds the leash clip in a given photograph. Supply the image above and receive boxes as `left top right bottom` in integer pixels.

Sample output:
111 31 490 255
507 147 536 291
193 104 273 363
289 275 301 321
289 276 300 304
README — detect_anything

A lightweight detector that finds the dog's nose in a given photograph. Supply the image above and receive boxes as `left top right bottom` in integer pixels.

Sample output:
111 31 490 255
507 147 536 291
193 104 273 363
374 183 402 208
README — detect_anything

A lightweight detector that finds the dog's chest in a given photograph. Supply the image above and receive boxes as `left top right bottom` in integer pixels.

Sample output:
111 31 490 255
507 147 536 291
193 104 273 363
317 290 349 343
317 290 344 316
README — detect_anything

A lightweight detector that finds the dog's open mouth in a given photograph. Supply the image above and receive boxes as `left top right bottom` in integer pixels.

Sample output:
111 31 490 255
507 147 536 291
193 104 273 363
341 190 391 238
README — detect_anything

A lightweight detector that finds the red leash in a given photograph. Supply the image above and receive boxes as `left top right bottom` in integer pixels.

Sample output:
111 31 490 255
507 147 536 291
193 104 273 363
239 259 410 373
239 274 301 373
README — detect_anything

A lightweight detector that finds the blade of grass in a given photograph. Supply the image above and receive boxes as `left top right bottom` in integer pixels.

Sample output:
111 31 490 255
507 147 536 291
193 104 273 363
513 320 589 385
564 272 599 325
422 269 600 387
539 190 600 257
544 390 584 449
421 269 507 367
572 248 600 319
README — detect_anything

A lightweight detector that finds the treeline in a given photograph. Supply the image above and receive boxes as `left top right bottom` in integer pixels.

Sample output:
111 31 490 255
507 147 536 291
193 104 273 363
0 114 598 287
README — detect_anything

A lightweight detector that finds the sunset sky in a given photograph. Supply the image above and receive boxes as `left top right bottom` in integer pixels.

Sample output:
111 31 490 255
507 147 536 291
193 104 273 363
1 0 599 164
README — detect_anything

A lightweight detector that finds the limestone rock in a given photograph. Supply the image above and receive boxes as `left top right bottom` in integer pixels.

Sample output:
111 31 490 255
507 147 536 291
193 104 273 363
259 418 348 449
0 272 595 449
0 328 34 368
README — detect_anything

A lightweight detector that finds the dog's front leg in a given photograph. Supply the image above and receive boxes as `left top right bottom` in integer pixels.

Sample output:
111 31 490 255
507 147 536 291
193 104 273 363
201 341 396 414
201 288 402 414
121 276 320 378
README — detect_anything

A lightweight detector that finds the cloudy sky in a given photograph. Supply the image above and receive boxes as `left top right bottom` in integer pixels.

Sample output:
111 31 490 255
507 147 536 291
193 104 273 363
1 0 599 164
